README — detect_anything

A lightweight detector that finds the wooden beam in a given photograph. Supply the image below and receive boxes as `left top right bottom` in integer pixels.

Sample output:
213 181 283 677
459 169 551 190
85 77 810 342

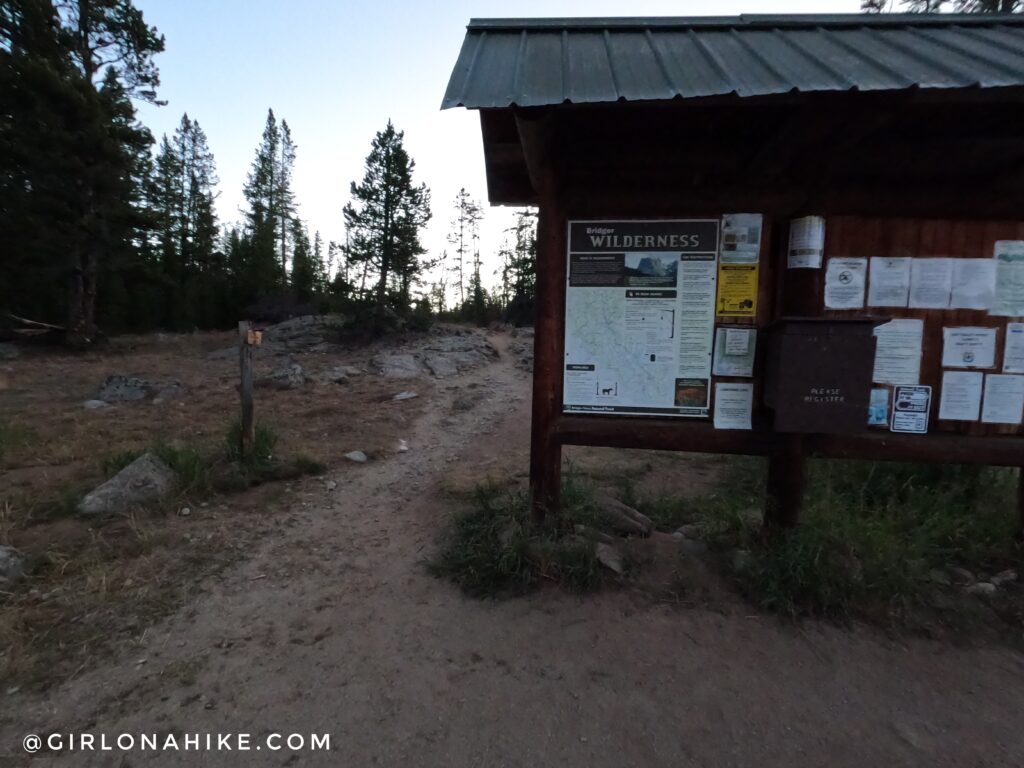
517 109 565 522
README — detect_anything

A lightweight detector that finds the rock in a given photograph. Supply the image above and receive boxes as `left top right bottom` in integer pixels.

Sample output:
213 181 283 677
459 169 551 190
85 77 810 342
573 523 616 546
179 507 191 517
374 353 423 378
0 545 25 585
325 480 337 491
344 451 368 463
965 581 997 596
77 452 177 516
397 439 409 453
316 365 351 384
991 569 1018 587
675 524 702 539
928 568 952 586
206 314 347 359
594 495 653 536
256 361 306 390
0 343 19 360
96 375 151 402
83 399 109 410
948 566 975 585
679 538 708 556
595 542 624 575
392 391 418 401
423 354 459 378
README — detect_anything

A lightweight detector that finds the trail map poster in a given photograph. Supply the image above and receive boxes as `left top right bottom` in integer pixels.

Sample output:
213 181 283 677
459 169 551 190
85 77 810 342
563 220 719 417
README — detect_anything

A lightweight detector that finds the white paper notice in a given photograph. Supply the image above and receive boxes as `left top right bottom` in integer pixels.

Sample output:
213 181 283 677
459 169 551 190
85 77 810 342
992 241 1024 317
909 258 953 309
712 328 756 378
713 382 753 429
938 371 983 421
868 257 911 308
981 374 1024 425
950 259 996 310
824 258 867 309
788 216 825 269
941 327 997 369
1004 323 1024 374
872 318 924 386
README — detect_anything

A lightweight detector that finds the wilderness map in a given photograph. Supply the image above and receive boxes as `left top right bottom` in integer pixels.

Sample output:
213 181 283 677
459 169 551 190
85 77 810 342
563 220 720 417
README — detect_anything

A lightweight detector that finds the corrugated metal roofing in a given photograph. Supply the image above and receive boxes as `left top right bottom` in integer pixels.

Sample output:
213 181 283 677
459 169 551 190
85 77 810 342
442 14 1024 109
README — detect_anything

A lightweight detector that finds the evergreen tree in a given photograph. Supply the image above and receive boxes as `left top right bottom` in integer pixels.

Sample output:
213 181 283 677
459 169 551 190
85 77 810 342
1 0 163 344
151 113 219 328
343 120 431 315
289 219 316 301
863 0 1020 12
446 188 482 308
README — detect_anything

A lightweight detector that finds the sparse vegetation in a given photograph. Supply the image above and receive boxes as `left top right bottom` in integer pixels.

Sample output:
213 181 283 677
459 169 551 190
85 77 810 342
429 471 611 598
630 457 1023 624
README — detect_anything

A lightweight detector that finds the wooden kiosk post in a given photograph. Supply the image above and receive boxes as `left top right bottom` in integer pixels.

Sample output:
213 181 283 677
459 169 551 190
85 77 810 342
517 111 565 521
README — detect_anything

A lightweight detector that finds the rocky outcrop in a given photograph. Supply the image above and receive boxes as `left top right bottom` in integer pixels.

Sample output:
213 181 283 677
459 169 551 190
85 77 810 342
77 452 178 516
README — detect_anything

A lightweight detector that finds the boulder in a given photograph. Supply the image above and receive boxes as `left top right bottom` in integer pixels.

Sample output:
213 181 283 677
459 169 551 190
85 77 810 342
373 353 422 378
991 569 1018 587
965 581 997 597
344 451 368 463
77 452 177 516
423 354 459 378
0 343 19 360
83 399 109 410
96 375 151 402
594 495 653 536
0 545 25 585
595 542 624 574
256 361 306 390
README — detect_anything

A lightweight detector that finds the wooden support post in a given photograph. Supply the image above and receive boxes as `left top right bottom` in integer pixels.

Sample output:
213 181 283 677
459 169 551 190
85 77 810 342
1018 468 1024 541
516 110 565 523
238 321 255 458
765 435 805 530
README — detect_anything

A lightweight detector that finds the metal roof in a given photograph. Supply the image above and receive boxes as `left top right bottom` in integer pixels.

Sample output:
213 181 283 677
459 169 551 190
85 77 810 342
442 14 1024 109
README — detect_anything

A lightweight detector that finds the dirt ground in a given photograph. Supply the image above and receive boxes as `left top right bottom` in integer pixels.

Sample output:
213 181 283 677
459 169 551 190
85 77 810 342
3 328 1024 766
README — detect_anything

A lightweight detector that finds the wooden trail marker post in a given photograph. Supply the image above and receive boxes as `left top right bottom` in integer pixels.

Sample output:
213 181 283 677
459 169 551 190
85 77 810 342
238 321 260 457
442 16 1024 532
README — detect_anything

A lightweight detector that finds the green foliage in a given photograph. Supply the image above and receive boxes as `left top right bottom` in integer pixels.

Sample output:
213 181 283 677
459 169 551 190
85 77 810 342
344 120 432 315
225 421 278 468
429 474 610 599
689 459 1022 620
0 422 36 464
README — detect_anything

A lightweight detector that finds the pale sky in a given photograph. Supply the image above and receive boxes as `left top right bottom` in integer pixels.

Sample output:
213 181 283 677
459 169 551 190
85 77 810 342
134 0 860 296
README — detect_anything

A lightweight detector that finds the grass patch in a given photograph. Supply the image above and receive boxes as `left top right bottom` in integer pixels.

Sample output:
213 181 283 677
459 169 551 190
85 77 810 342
429 471 611 598
0 421 35 464
685 458 1023 622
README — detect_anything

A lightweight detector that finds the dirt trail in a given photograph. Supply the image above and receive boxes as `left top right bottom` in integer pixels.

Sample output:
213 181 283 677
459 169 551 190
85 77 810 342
4 332 1024 766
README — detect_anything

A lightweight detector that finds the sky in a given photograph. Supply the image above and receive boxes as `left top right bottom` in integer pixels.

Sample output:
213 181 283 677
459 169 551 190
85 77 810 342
134 0 861 296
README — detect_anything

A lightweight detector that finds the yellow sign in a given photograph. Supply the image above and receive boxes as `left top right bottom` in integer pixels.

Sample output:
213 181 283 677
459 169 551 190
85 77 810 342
716 263 759 318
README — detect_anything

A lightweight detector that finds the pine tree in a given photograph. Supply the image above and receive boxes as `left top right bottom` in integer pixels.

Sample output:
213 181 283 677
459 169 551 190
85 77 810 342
289 220 316 302
343 120 431 316
446 188 482 309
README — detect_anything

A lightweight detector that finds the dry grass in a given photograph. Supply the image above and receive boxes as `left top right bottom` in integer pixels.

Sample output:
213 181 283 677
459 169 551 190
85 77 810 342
0 330 429 689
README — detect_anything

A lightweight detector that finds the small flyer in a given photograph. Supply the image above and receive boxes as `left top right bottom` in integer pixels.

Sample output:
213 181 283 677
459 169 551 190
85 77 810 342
867 257 911 308
712 327 756 378
950 258 996 310
713 382 753 430
981 374 1024 425
824 257 867 310
891 385 931 434
938 371 983 422
991 241 1024 317
941 327 997 369
787 216 825 269
909 257 953 309
1004 323 1024 374
719 214 762 263
716 263 759 318
872 318 924 387
868 387 889 426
